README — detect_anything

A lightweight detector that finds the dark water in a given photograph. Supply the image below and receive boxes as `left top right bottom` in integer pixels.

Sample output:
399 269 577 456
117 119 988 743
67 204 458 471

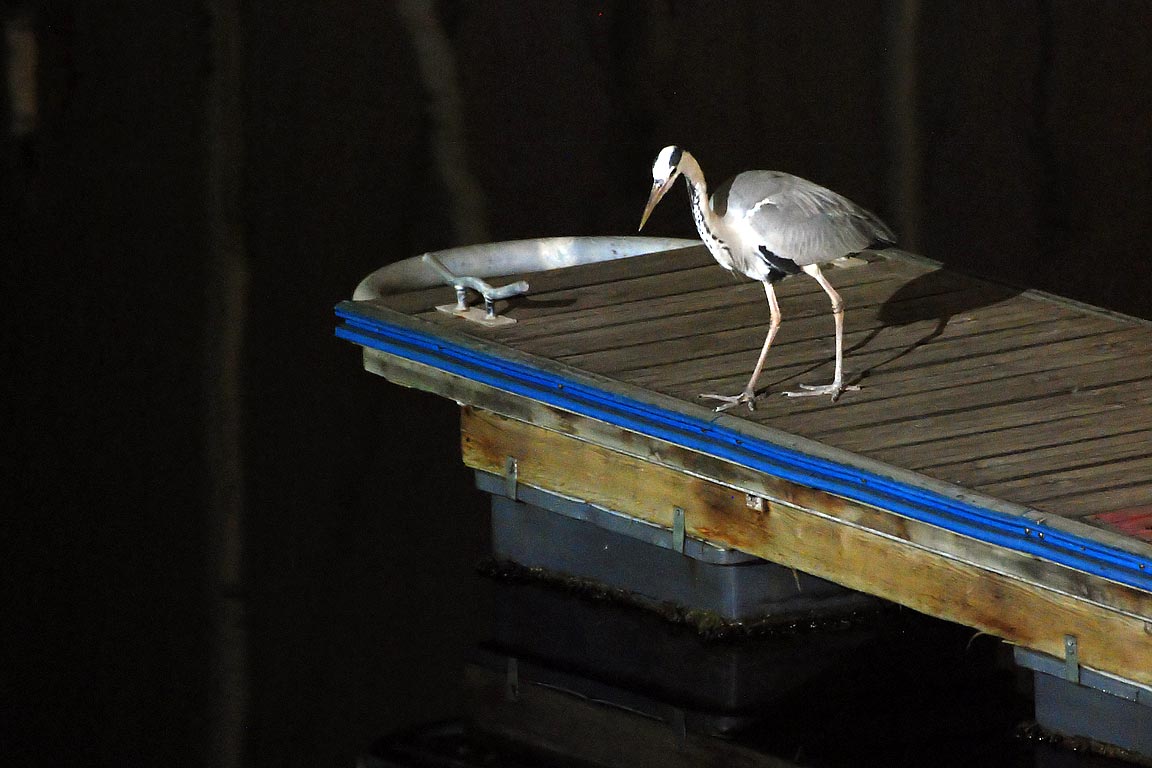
6 3 1152 767
357 564 1132 768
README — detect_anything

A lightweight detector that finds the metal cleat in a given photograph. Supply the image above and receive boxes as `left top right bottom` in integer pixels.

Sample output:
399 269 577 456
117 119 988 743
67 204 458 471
423 253 529 327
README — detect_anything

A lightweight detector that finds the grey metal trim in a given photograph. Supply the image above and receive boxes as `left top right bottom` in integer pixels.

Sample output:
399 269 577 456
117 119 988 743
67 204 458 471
1015 646 1152 706
353 235 701 301
1019 644 1152 757
487 494 869 621
475 469 759 565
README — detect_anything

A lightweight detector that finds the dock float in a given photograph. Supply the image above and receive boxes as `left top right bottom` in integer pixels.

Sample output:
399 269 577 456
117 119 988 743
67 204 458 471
337 236 1152 754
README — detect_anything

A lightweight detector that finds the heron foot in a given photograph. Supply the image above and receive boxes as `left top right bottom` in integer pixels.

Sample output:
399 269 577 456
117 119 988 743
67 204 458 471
698 390 759 412
781 382 860 402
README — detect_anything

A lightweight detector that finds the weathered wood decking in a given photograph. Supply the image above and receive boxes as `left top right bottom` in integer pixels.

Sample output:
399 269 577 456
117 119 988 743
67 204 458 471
380 245 1152 530
337 243 1152 687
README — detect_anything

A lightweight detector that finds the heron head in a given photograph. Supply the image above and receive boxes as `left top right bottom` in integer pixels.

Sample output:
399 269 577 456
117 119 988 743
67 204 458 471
639 145 684 230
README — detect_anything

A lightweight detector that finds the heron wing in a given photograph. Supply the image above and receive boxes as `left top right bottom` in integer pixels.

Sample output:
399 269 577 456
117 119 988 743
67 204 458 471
715 171 895 267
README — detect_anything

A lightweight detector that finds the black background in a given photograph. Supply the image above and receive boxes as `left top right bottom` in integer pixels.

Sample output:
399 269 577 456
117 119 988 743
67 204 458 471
4 2 1151 765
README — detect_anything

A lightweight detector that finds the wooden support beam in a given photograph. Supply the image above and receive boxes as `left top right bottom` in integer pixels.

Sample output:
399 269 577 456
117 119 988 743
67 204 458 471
460 406 1152 687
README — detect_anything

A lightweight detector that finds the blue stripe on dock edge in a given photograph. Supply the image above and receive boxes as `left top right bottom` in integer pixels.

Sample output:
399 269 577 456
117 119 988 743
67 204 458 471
335 303 1152 594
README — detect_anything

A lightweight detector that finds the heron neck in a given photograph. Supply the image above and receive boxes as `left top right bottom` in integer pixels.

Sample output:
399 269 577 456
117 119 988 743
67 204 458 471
679 151 708 200
678 152 719 242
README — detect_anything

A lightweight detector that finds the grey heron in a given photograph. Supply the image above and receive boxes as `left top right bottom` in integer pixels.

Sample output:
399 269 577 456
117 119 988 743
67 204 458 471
639 146 895 411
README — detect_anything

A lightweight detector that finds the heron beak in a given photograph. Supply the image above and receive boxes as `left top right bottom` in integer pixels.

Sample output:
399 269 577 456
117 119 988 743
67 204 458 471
638 179 672 231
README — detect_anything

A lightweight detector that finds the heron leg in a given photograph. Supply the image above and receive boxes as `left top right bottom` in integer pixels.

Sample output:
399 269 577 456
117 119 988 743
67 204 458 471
700 280 781 412
783 264 861 401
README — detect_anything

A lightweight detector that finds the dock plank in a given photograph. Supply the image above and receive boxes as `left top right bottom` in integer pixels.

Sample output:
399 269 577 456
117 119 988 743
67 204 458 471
551 281 1072 382
412 259 922 354
869 403 1152 473
500 272 1000 361
921 429 1152 487
766 349 1152 439
810 377 1152 455
561 280 1048 377
1036 484 1152 519
647 321 1134 429
629 312 1128 397
978 455 1152 506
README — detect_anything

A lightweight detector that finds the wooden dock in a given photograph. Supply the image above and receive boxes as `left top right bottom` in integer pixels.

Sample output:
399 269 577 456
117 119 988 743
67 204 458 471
336 242 1152 688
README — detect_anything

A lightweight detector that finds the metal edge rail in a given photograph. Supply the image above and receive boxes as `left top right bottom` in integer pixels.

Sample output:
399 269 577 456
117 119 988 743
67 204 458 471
335 300 1152 595
352 236 702 301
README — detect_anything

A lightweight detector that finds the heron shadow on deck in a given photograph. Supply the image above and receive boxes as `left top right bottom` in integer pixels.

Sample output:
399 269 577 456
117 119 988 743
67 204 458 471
842 264 1025 388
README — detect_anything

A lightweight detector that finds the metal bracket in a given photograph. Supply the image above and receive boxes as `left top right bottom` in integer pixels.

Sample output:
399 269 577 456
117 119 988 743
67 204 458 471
1064 634 1081 684
672 506 686 554
424 253 529 327
503 456 519 502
